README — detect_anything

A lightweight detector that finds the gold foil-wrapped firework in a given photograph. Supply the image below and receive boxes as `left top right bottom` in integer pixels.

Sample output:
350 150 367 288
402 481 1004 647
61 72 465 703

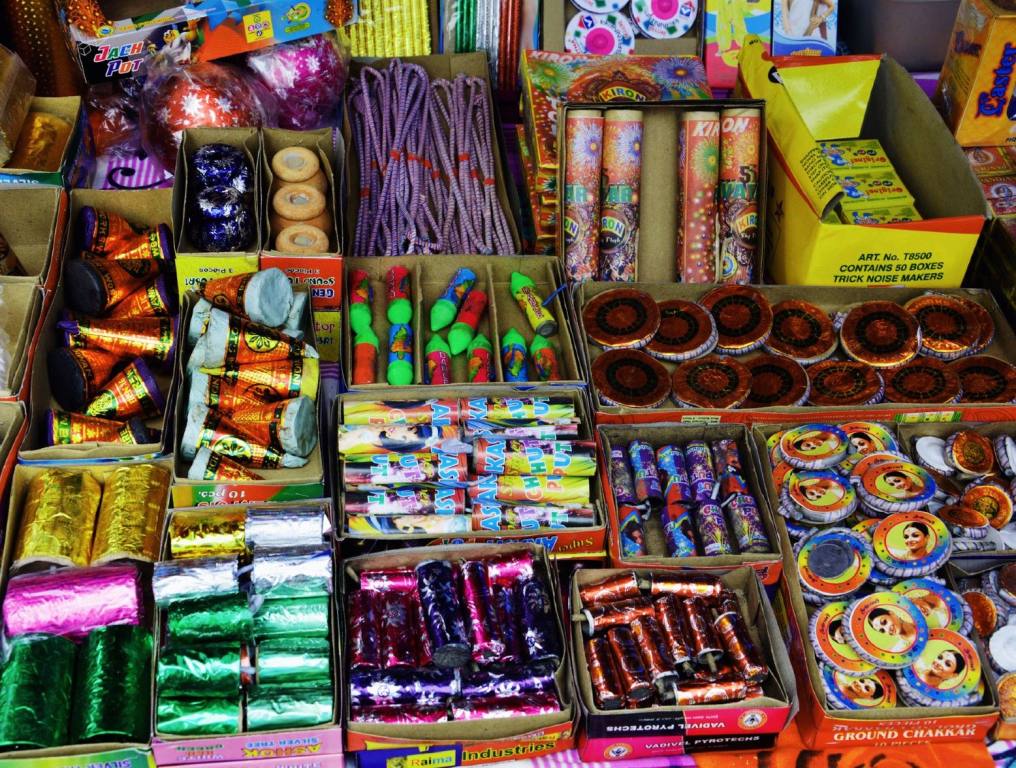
91 464 171 564
0 229 24 276
169 509 247 559
15 469 102 569
8 111 71 171
347 0 431 56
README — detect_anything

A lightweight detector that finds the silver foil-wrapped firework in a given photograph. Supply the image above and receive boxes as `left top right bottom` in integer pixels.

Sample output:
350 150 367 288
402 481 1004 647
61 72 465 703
451 694 561 720
657 445 692 504
153 557 238 607
694 502 734 556
415 560 471 668
725 494 770 554
349 668 458 707
518 576 562 664
244 506 328 551
685 441 717 502
250 549 332 598
461 560 505 664
628 440 664 507
610 447 638 504
660 503 698 558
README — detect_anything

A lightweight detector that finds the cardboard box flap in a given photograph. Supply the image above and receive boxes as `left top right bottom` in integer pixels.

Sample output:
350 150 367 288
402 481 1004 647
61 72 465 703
776 56 880 141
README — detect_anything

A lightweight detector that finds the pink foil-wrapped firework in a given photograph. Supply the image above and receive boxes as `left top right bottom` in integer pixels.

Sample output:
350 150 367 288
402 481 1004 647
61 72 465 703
351 704 447 724
452 693 561 720
337 425 463 455
473 439 597 477
345 487 467 516
342 399 461 426
469 475 590 507
380 592 418 669
349 589 381 671
360 568 418 593
598 110 643 282
2 564 143 641
677 111 720 283
342 452 469 487
563 110 604 282
718 109 761 285
471 504 595 530
483 550 535 588
461 560 506 663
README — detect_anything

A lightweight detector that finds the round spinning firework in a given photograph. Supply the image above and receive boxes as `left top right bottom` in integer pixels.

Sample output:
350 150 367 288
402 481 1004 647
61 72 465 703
783 470 858 523
943 430 996 476
771 460 795 494
892 579 971 633
848 451 906 485
795 527 872 598
952 355 1016 403
700 285 773 355
846 591 930 669
811 601 878 676
583 288 661 349
592 349 671 408
821 665 898 710
852 517 881 541
565 11 637 55
936 504 991 540
960 482 1014 530
807 360 884 407
995 435 1016 477
883 358 962 404
904 294 983 360
839 301 921 368
645 299 717 362
871 511 952 578
999 673 1016 719
956 296 995 353
569 0 630 13
629 0 698 39
842 422 899 457
858 460 937 514
765 299 838 364
898 628 983 706
670 354 752 409
997 563 1016 606
780 424 850 470
743 354 810 408
962 590 1001 638
914 436 952 475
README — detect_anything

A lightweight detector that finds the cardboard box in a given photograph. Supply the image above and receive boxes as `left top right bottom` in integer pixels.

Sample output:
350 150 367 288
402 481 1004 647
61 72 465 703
541 1 702 56
572 566 796 760
0 96 84 187
596 423 783 585
59 0 337 85
342 255 582 390
0 45 35 167
0 282 43 401
738 38 987 287
750 422 1001 748
771 0 837 56
0 185 67 290
343 542 576 764
19 188 177 460
556 99 768 282
937 0 1016 147
151 499 342 765
971 217 1016 330
343 53 521 257
0 401 27 527
171 290 325 507
334 387 607 559
705 0 772 89
572 281 1016 424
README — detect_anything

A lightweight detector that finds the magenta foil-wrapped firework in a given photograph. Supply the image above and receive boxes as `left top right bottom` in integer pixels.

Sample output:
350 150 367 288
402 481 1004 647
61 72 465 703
350 704 448 724
610 446 637 504
461 560 505 664
415 560 471 668
380 592 418 669
349 668 458 707
694 502 733 556
660 503 697 558
685 440 716 502
343 452 469 487
725 493 770 554
628 440 664 507
656 445 692 504
494 584 523 664
451 693 561 720
518 576 562 664
349 589 381 671
412 595 434 667
360 568 418 594
484 550 535 588
460 667 557 699
2 563 142 640
345 487 467 516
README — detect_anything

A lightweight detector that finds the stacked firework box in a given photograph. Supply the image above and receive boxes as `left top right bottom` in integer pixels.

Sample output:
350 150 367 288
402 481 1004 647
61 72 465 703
751 423 1001 747
0 459 174 768
334 389 607 558
558 100 766 285
343 542 576 762
570 567 796 760
598 424 783 585
150 500 341 765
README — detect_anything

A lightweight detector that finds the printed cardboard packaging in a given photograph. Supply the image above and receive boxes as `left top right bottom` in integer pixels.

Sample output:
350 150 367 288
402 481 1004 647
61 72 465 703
541 0 703 57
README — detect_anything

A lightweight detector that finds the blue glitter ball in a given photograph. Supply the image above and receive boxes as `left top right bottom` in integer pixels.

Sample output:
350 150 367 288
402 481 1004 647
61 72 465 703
190 143 254 197
187 185 255 252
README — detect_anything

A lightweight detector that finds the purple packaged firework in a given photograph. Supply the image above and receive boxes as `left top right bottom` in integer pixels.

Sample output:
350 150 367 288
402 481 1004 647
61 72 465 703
517 576 562 665
415 560 470 668
656 444 692 504
610 446 638 504
685 441 717 502
628 440 664 507
694 502 733 556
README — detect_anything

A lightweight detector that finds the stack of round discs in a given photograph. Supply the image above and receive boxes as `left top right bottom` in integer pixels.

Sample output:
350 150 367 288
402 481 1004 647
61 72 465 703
563 0 698 54
270 146 332 254
957 564 1016 695
186 143 256 253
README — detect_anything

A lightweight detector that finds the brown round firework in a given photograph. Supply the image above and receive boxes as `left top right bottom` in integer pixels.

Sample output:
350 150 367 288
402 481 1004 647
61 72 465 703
582 288 661 349
743 354 810 408
591 349 671 409
807 360 884 407
671 354 752 409
699 285 773 355
765 299 837 364
839 301 920 368
937 504 990 530
883 358 962 404
904 294 982 360
951 355 1016 403
962 591 998 639
645 299 718 362
956 295 995 353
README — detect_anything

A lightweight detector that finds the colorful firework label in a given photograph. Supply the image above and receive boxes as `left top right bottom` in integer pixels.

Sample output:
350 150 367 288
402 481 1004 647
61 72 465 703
564 110 604 282
718 108 761 284
676 111 719 283
598 110 643 282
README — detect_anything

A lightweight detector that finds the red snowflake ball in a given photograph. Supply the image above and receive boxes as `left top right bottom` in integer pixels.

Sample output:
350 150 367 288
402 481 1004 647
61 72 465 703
142 60 267 171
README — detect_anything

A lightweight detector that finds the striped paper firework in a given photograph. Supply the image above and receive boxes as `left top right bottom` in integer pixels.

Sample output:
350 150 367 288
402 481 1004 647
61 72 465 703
564 110 604 282
598 110 643 282
677 111 720 283
719 108 761 284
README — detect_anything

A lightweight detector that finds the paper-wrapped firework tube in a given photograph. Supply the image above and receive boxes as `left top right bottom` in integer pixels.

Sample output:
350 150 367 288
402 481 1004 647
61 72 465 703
186 447 264 481
180 404 309 468
187 298 213 345
284 292 309 339
200 268 294 328
224 396 318 457
200 308 318 369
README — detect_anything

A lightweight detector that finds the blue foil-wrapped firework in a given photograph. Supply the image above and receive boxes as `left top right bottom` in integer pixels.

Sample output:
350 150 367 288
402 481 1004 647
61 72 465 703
660 503 698 558
694 502 733 556
610 447 638 505
190 143 254 197
349 668 458 707
461 560 505 664
725 493 770 554
517 576 562 665
380 592 418 669
618 504 648 557
415 560 471 668
187 186 254 252
656 445 692 504
494 584 523 664
685 441 717 502
349 590 381 671
628 440 664 507
460 667 557 699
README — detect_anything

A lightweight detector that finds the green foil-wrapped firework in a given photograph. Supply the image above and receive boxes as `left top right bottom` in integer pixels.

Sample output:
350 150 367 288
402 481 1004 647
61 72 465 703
157 644 242 697
253 597 331 639
246 686 333 731
71 625 152 744
256 638 331 685
250 548 332 599
166 594 254 643
157 695 241 735
0 634 76 750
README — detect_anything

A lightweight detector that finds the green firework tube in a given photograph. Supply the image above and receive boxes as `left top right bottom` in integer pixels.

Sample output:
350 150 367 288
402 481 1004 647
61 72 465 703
157 644 242 697
167 593 254 643
253 597 331 639
246 686 333 731
0 634 76 750
511 272 557 336
256 638 332 685
386 265 413 325
530 335 561 382
157 695 240 736
348 268 373 335
430 267 476 331
71 625 152 744
467 333 494 383
501 328 529 382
